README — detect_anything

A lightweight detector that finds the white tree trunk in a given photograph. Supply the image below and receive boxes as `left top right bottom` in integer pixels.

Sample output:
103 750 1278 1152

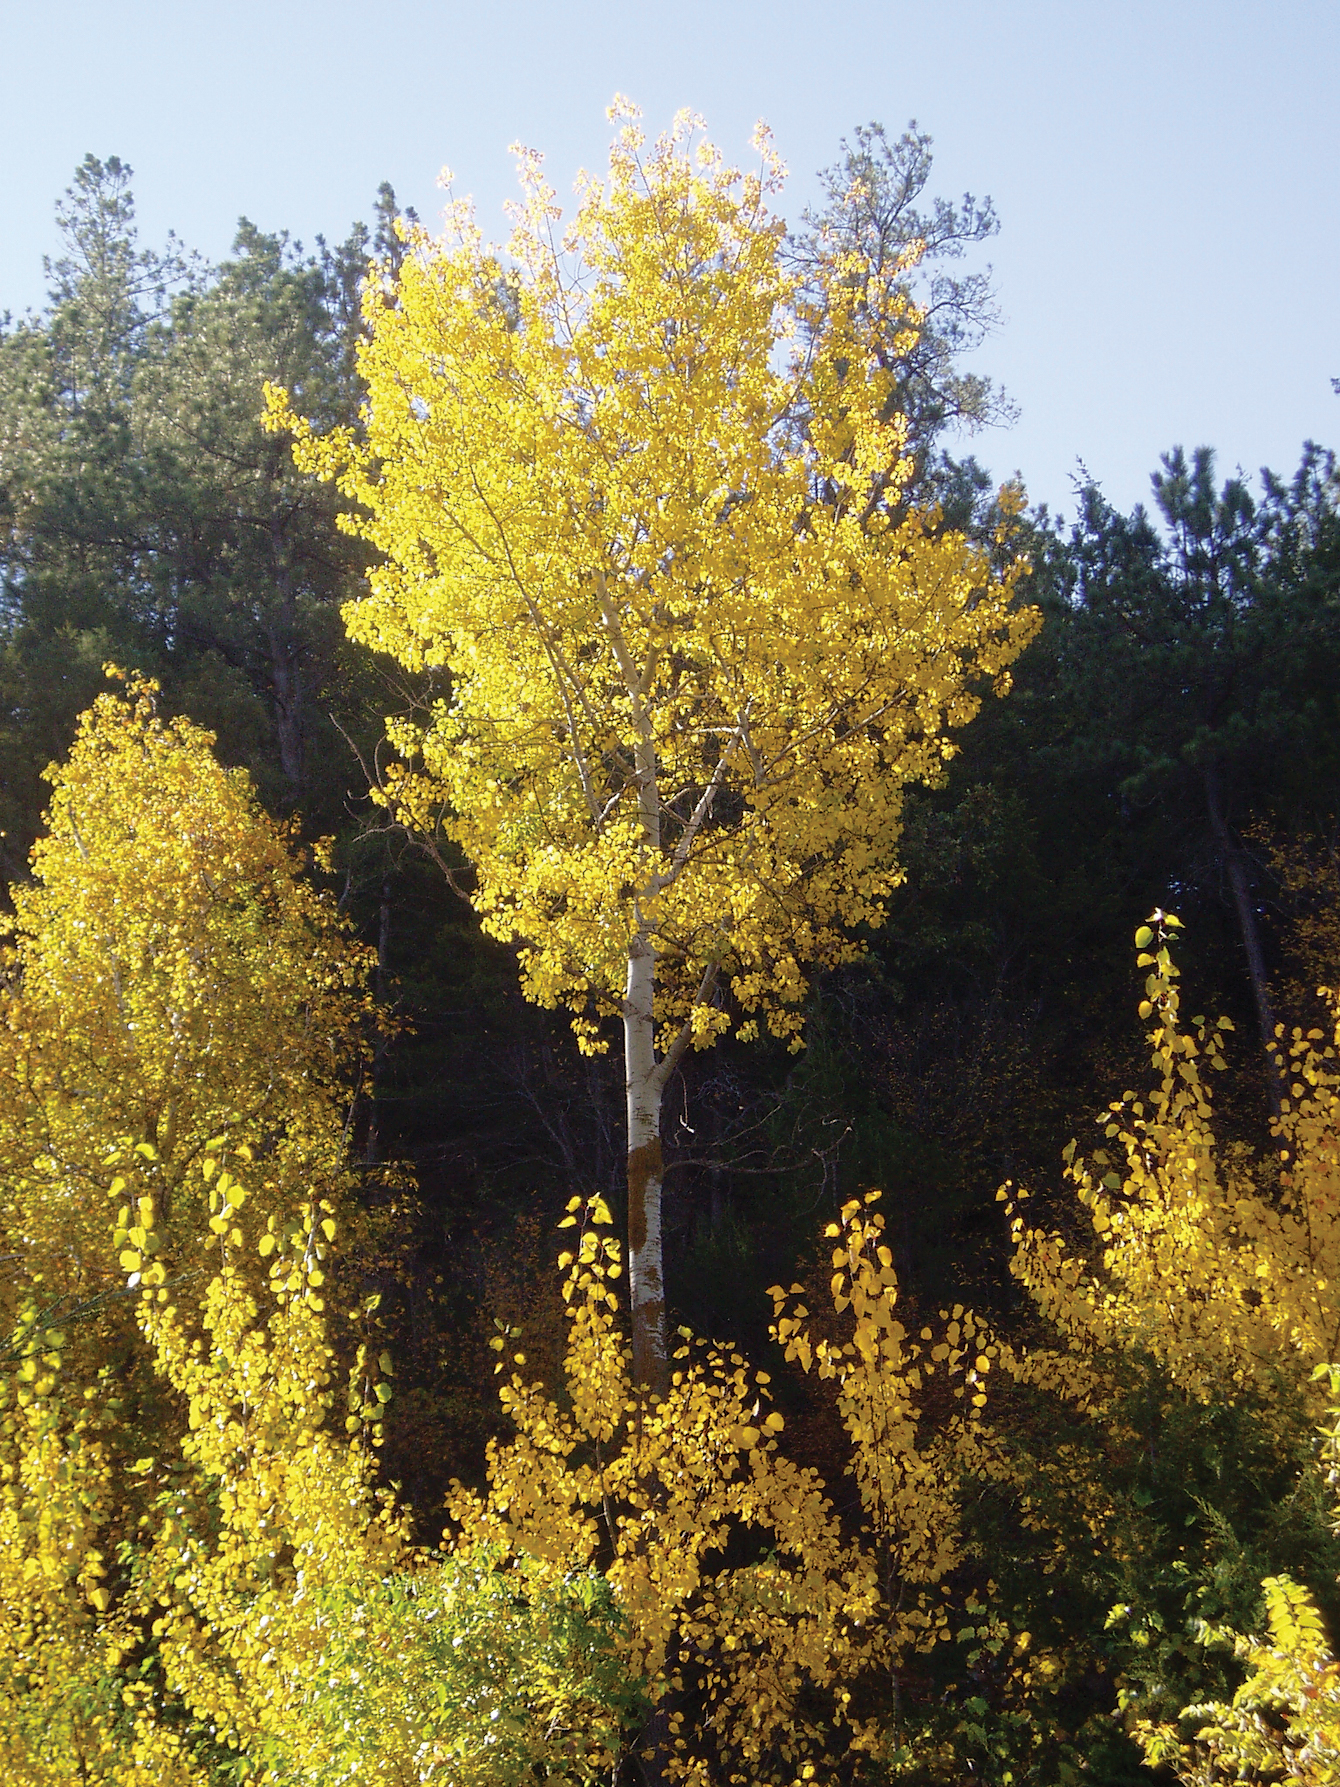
624 929 667 1395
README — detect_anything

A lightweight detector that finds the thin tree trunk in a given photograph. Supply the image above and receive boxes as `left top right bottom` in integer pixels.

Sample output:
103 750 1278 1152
269 649 305 795
625 930 668 1397
1203 762 1283 1119
598 575 717 1401
267 516 304 796
625 932 673 1787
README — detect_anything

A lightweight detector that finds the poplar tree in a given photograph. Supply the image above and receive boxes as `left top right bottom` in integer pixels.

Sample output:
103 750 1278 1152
269 105 1036 1391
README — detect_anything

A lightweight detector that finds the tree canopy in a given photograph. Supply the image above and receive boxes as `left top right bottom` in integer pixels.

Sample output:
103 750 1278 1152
268 104 1036 1387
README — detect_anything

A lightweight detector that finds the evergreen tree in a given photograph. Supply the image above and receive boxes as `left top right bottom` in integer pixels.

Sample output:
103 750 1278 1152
0 156 416 866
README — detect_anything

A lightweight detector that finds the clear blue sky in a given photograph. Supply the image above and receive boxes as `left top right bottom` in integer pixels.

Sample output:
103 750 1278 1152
3 0 1336 522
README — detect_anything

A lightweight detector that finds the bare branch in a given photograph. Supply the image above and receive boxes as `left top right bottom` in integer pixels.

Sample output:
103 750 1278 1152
466 471 607 826
651 958 721 1096
646 708 749 900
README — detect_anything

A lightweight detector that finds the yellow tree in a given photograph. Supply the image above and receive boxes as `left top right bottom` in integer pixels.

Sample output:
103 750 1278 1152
1009 914 1340 1402
0 679 637 1784
1005 919 1340 1783
0 671 375 1328
267 103 1036 1390
448 1190 1015 1784
0 674 381 1781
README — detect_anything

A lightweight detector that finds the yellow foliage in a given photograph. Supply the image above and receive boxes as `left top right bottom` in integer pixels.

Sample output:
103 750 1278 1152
0 671 376 1316
450 1188 1031 1781
1006 913 1340 1784
1009 911 1340 1402
450 1200 862 1782
0 679 643 1786
265 103 1035 1057
266 97 1037 1392
0 677 397 1782
771 1196 1000 1593
0 1307 203 1786
117 1163 408 1773
0 1149 408 1782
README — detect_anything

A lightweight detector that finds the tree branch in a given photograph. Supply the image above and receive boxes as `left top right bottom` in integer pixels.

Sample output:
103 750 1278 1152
651 958 721 1097
646 709 749 899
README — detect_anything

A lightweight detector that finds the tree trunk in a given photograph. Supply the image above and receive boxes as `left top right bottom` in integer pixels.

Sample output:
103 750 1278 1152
625 930 668 1397
1203 762 1283 1118
269 646 305 796
267 516 304 797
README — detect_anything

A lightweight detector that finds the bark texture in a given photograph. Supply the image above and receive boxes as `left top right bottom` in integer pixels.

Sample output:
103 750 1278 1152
625 932 668 1396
